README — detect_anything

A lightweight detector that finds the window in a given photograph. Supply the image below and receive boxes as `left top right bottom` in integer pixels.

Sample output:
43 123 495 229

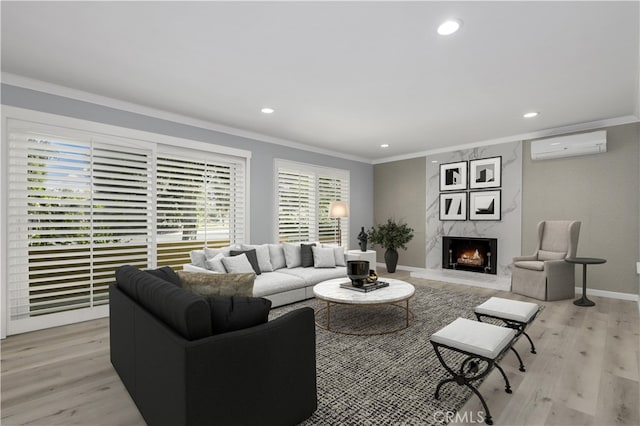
4 111 248 334
275 159 349 245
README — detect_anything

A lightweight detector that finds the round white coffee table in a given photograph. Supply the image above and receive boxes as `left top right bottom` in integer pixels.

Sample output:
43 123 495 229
313 277 415 335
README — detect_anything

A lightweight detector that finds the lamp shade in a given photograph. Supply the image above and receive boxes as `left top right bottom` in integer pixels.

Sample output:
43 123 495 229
328 201 349 218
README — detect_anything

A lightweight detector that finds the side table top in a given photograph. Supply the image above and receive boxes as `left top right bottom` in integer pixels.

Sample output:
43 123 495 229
565 257 607 265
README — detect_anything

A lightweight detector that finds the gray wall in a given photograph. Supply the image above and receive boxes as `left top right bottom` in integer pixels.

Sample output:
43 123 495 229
522 122 640 294
1 84 374 248
372 157 426 268
425 142 523 277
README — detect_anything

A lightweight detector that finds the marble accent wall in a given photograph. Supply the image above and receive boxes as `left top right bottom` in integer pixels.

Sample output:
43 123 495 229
425 141 522 277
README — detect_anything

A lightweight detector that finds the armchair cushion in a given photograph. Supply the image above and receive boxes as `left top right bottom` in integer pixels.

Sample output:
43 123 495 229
207 296 272 335
538 250 567 261
514 260 545 271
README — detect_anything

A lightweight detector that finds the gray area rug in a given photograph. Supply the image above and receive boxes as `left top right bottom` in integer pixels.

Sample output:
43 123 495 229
270 279 490 425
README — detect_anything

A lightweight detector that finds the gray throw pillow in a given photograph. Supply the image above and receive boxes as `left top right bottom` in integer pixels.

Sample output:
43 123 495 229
301 243 316 267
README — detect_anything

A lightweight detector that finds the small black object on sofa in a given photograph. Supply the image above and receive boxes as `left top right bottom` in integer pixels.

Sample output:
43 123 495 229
110 265 317 426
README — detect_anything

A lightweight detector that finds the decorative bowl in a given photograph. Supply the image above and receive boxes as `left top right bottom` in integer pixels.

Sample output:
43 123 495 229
347 260 370 287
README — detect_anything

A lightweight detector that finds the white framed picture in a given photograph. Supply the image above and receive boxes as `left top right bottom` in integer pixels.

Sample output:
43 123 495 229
439 161 467 191
439 192 467 221
469 190 501 221
469 156 501 189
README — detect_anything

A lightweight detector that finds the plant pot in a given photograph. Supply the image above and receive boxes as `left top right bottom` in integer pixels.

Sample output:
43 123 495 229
384 248 398 273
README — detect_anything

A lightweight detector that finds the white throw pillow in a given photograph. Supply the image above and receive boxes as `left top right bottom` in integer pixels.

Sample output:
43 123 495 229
333 247 346 266
312 246 337 268
269 244 286 270
204 252 227 273
204 246 232 259
242 244 274 272
221 253 254 274
190 250 207 268
283 243 302 268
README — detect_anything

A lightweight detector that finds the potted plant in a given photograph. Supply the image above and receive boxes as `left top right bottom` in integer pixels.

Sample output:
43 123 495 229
368 219 415 273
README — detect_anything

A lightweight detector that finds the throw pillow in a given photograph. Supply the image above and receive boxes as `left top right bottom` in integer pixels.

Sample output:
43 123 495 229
177 271 256 297
269 244 286 270
312 246 336 268
189 250 207 268
229 249 261 275
204 252 226 273
241 244 274 272
333 247 346 266
207 296 272 335
221 253 256 274
144 266 182 287
301 243 316 267
283 243 302 268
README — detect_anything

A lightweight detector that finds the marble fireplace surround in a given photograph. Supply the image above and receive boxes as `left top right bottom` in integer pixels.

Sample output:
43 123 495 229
411 141 522 291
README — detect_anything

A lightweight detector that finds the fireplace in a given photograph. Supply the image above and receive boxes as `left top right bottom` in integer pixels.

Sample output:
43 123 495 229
442 236 498 274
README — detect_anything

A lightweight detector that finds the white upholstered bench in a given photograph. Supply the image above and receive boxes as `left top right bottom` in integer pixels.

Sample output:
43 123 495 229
474 296 541 372
430 317 518 425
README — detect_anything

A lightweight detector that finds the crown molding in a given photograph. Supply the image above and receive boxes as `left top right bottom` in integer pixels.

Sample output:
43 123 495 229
1 72 371 164
372 115 640 164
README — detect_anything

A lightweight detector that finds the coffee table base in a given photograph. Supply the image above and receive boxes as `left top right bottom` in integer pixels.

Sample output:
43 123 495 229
315 300 414 336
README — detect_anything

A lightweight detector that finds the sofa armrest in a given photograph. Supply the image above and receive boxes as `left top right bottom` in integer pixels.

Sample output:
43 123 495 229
513 255 537 263
182 263 216 273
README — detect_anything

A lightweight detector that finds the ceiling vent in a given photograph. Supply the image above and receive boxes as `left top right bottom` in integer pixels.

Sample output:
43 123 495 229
530 130 607 161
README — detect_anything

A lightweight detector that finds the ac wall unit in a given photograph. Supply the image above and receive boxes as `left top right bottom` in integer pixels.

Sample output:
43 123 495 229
530 130 607 161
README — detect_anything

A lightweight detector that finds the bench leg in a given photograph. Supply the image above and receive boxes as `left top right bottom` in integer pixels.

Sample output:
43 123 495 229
494 363 513 393
523 331 537 354
509 346 526 372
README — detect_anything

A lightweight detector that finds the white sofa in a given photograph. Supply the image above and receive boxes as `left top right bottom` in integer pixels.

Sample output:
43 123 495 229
183 243 355 307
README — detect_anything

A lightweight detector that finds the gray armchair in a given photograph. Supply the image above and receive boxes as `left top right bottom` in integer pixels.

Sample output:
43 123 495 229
511 220 581 301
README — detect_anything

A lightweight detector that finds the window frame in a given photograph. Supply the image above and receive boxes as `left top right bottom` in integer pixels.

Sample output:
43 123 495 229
1 106 251 335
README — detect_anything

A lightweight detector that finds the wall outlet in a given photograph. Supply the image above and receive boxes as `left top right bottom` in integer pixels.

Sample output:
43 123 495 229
637 262 640 274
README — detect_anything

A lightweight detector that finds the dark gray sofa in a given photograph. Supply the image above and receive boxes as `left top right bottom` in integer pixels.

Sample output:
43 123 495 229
110 265 318 426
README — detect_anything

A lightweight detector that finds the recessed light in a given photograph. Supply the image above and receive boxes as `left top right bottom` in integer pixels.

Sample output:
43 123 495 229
431 160 438 163
261 107 275 114
523 112 539 118
380 144 389 148
550 142 561 146
437 19 462 36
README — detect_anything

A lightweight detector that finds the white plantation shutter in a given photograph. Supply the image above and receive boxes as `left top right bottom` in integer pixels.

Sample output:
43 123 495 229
156 151 246 267
5 115 248 334
7 124 153 328
276 160 349 245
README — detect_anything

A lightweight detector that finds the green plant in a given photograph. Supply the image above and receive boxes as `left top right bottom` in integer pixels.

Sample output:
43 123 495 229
368 219 414 251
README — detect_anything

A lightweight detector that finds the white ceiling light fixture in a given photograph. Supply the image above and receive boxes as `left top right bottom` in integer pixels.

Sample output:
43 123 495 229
437 19 462 36
380 144 390 148
523 111 539 118
261 107 275 114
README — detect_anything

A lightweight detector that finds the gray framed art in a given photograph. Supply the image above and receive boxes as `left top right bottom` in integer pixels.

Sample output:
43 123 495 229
469 190 501 221
439 161 467 191
439 192 467 221
469 156 501 189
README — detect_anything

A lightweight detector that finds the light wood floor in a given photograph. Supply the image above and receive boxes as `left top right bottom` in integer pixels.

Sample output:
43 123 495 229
2 272 638 426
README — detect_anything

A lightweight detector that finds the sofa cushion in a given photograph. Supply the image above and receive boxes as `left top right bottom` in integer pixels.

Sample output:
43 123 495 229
514 260 545 271
116 265 212 341
204 246 235 259
269 244 286 270
312 246 336 268
177 271 256 297
252 271 308 297
144 266 181 287
242 244 274 272
230 249 261 275
283 243 302 268
538 250 566 261
207 296 272 335
278 266 348 285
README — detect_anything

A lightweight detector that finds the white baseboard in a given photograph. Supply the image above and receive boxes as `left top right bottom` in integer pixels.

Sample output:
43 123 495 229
575 286 639 302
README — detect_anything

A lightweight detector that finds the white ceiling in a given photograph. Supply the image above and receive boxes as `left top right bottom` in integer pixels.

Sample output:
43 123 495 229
2 1 639 162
